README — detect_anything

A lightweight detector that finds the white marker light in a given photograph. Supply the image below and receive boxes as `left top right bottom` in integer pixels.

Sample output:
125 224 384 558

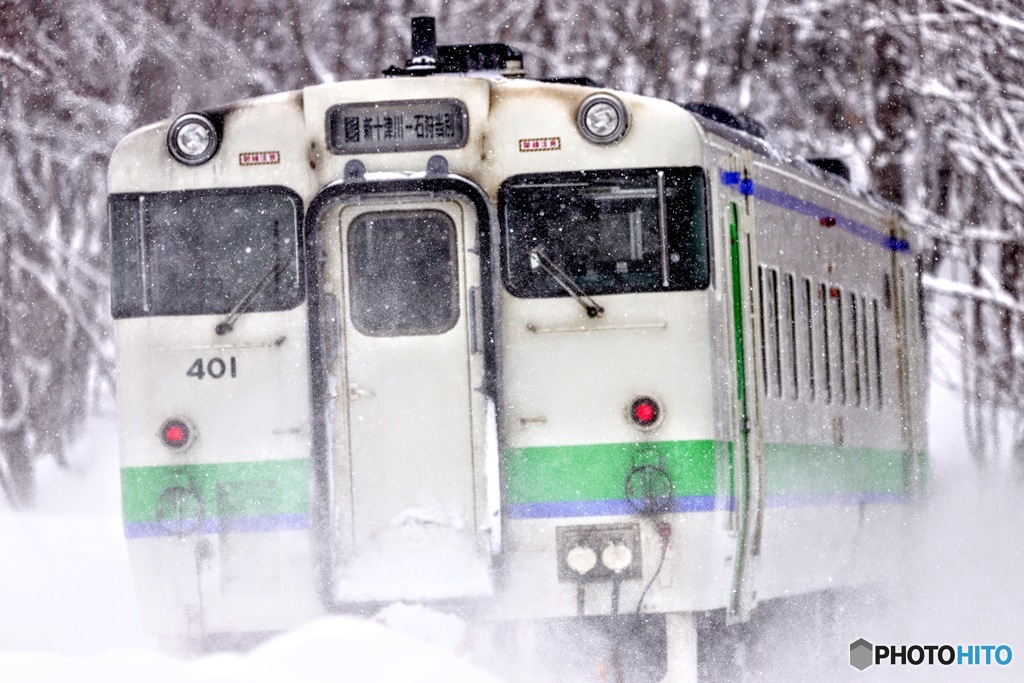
566 545 598 575
601 542 633 573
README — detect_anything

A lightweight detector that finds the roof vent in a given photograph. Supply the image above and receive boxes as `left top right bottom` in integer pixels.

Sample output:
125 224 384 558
807 158 851 181
682 102 767 140
540 76 605 88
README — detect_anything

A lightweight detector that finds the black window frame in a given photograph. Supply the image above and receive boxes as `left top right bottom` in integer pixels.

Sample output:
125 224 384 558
107 185 304 320
498 167 711 299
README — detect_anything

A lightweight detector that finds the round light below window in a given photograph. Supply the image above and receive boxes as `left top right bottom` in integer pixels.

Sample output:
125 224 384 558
167 113 219 165
577 94 629 145
160 418 191 449
630 397 661 429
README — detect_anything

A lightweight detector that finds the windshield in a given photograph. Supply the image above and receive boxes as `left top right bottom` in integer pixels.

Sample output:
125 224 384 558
108 187 302 319
500 168 708 298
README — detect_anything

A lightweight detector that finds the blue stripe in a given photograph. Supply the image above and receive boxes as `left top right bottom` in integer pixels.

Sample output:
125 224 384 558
506 496 723 519
719 170 910 253
124 513 309 539
507 492 904 519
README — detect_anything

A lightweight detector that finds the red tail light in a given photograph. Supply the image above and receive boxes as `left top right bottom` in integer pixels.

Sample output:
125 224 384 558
630 397 660 428
161 419 190 449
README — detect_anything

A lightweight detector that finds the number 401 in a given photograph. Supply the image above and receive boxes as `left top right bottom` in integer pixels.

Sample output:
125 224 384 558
187 357 237 380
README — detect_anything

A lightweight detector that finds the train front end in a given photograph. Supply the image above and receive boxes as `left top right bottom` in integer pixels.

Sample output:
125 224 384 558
107 25 735 653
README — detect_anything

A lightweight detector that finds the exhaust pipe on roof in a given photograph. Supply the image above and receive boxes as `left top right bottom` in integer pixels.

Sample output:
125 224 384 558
383 16 526 78
407 16 438 72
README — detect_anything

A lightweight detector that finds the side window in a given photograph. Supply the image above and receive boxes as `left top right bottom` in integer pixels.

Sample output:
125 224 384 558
849 292 861 406
760 267 781 397
347 210 459 337
819 283 832 404
803 278 816 402
758 266 767 395
783 273 798 400
872 298 884 408
830 287 847 404
860 293 871 408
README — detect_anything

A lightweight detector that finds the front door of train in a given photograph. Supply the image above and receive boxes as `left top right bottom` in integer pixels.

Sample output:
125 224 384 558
312 180 492 603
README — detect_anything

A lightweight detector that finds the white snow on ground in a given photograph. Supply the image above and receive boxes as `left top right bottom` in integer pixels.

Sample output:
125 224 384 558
0 417 498 682
0 418 150 656
0 617 496 683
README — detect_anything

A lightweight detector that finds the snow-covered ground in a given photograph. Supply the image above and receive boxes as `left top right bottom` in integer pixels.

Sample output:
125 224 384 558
2 343 1023 681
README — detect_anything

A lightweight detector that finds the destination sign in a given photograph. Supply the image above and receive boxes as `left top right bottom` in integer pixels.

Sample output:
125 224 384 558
326 99 468 154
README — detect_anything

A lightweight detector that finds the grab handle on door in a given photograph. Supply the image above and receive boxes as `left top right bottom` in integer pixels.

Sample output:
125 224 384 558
323 293 339 363
348 384 375 401
469 286 483 354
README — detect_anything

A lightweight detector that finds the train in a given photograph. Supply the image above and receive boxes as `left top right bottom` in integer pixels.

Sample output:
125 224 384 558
107 17 927 680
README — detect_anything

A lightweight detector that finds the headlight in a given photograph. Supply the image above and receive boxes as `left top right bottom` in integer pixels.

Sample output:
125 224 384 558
167 113 219 165
576 94 629 145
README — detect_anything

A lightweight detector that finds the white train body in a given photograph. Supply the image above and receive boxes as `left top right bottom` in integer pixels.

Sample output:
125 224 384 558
108 27 927 645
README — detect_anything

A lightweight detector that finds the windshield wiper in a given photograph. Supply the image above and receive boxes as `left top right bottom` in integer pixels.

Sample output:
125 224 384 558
528 247 604 318
215 259 287 335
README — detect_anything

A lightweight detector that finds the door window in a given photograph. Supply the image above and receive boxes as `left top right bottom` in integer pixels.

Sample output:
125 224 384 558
347 209 459 336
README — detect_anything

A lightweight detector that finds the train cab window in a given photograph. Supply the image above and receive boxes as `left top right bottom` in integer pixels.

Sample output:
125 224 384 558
347 210 458 337
108 187 302 318
500 168 708 298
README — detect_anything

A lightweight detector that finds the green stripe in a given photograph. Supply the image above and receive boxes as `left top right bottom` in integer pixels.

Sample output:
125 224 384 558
764 443 907 494
505 440 722 504
121 459 309 523
505 440 911 504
